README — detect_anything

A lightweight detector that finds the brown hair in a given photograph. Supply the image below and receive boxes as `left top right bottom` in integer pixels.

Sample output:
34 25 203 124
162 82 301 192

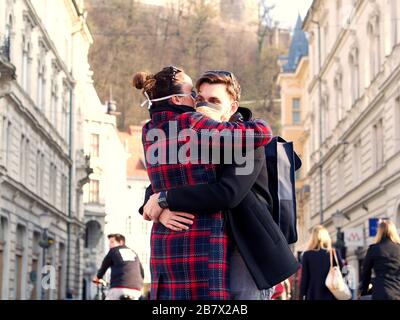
196 70 241 102
132 66 185 108
108 233 126 244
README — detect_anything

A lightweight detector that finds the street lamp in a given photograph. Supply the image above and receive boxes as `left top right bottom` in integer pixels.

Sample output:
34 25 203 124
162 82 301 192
38 212 54 300
332 210 350 259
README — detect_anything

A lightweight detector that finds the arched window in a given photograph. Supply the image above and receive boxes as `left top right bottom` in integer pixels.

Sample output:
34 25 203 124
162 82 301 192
84 221 102 250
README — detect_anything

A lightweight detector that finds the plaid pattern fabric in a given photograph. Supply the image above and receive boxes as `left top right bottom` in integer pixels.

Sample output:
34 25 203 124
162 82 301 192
142 110 272 300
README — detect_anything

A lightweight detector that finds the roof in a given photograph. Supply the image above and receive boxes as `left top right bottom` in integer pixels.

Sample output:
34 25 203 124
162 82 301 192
281 15 309 73
118 126 149 179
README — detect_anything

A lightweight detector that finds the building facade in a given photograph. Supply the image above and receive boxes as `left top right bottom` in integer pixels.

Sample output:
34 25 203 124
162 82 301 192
303 0 400 294
0 0 93 299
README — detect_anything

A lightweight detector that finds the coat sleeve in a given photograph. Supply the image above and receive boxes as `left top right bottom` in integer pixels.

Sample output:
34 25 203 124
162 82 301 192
360 246 374 296
166 147 265 213
299 253 309 300
96 249 113 279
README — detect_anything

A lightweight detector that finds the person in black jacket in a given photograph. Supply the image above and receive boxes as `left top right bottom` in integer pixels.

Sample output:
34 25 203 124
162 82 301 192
94 234 144 300
299 225 344 300
140 71 299 299
360 219 400 300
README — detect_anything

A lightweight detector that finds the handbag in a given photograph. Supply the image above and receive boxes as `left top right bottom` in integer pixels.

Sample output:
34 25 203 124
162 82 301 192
325 249 352 300
264 136 302 244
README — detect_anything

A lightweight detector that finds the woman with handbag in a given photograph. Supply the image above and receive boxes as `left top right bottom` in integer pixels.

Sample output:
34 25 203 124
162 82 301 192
359 219 400 300
300 225 346 300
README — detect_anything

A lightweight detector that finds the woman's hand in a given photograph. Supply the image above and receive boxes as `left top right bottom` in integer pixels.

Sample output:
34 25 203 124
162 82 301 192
159 209 195 231
143 193 163 222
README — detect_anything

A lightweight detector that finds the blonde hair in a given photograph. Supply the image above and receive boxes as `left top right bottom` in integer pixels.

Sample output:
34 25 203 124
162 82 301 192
306 225 332 251
375 220 400 244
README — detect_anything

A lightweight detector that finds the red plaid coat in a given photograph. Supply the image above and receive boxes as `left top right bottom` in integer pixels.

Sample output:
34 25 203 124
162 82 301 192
142 108 272 300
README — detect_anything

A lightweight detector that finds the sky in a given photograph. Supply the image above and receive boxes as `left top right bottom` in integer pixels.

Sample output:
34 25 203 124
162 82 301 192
269 0 314 29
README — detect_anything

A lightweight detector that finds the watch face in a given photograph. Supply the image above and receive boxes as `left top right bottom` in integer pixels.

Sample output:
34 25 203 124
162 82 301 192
159 200 168 209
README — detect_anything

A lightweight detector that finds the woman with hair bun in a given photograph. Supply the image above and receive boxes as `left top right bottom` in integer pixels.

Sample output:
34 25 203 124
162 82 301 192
133 66 273 300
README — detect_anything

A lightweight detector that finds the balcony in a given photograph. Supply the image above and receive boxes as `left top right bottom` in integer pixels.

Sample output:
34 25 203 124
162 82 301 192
0 36 15 81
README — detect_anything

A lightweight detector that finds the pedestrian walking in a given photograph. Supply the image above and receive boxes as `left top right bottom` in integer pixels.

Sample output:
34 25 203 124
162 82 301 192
299 225 344 300
360 219 400 300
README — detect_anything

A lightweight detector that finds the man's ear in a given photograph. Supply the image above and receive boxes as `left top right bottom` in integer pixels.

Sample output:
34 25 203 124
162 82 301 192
170 96 180 105
230 101 239 115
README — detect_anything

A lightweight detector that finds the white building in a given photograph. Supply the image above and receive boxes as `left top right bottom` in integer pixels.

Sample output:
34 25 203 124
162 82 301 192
118 126 151 295
81 92 132 300
303 0 400 294
0 0 95 299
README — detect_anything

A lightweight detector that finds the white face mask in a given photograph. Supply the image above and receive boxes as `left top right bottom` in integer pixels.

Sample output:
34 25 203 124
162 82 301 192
141 91 196 109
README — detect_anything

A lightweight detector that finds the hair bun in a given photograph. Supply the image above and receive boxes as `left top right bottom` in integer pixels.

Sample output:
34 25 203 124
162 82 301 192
132 71 152 90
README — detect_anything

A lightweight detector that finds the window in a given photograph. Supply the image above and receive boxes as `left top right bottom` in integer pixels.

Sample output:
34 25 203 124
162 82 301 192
62 88 69 141
334 71 344 121
36 152 45 197
90 134 100 158
321 94 330 141
61 174 67 212
88 179 99 204
49 163 57 205
391 0 398 48
292 98 301 125
4 16 12 61
373 119 384 170
35 151 41 194
323 23 329 60
2 118 11 167
396 97 400 151
368 17 381 81
337 156 345 196
0 217 7 300
37 63 46 111
336 0 342 35
349 48 360 107
325 169 331 207
21 37 31 93
57 243 65 300
15 225 26 300
20 135 29 184
50 81 59 128
353 139 362 185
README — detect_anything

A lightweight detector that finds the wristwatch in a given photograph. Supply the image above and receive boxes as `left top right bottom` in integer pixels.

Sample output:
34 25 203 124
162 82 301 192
157 191 169 209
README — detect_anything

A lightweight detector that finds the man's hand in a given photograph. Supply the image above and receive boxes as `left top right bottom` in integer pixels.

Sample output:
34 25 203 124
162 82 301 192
143 193 163 222
159 209 194 232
